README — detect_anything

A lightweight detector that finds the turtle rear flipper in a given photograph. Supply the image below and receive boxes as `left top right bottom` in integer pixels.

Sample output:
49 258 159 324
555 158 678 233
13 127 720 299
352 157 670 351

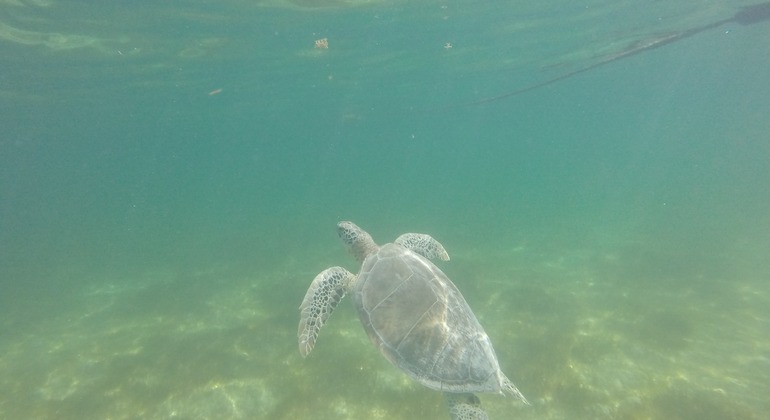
298 267 355 357
445 393 488 420
395 233 450 261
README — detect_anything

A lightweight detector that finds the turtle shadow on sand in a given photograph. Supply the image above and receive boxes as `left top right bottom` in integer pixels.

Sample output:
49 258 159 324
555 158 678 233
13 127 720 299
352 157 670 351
298 221 528 420
465 2 770 106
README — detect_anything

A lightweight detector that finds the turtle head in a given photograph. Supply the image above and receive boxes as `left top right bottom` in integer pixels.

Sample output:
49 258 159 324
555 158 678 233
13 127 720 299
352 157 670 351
337 221 378 262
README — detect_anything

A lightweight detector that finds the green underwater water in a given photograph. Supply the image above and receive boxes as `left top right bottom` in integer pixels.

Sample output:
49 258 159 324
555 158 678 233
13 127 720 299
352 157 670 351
2 0 770 419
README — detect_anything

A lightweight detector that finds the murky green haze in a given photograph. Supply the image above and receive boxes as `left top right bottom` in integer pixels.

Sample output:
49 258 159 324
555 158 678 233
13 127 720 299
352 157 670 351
1 0 769 419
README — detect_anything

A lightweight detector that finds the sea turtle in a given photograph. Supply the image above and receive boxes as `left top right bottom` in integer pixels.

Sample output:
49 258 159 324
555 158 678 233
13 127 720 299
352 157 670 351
298 221 529 419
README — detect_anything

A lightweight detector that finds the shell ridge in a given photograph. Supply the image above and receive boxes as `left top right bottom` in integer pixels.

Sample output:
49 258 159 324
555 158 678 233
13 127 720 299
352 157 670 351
396 298 441 354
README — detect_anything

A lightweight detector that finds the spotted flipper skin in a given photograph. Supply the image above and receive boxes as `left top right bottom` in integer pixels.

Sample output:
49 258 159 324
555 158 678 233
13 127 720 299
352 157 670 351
395 233 450 261
298 266 354 357
445 393 489 420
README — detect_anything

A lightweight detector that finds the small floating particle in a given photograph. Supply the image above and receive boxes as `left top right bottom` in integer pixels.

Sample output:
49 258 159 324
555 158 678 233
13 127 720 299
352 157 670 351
315 38 329 49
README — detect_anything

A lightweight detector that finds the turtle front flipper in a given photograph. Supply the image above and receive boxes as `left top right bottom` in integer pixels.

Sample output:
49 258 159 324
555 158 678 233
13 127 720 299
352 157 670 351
444 393 489 420
395 233 450 261
298 266 355 357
